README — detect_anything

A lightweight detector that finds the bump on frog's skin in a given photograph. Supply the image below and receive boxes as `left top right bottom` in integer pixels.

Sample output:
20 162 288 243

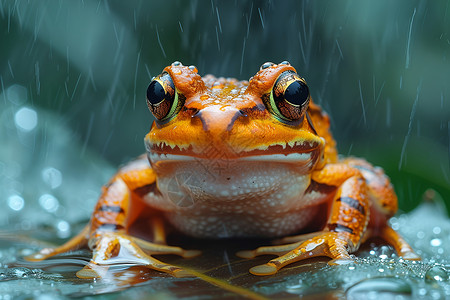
25 61 419 278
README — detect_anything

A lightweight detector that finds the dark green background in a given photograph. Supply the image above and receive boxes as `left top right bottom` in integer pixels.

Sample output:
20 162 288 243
1 0 449 212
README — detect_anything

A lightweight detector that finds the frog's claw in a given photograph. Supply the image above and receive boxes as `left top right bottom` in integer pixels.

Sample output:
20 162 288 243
238 232 354 276
82 231 198 278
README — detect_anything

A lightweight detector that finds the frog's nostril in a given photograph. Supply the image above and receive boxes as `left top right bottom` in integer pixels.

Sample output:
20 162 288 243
193 106 242 133
186 108 200 117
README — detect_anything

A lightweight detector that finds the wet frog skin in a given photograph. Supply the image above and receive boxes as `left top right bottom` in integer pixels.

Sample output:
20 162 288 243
26 61 419 277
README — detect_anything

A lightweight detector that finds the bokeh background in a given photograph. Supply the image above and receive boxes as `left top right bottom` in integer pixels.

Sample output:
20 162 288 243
1 0 449 231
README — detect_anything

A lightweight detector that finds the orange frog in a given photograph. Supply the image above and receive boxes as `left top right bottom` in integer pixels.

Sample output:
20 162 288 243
26 61 419 277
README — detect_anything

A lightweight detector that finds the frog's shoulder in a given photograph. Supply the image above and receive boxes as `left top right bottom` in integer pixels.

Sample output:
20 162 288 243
308 100 338 164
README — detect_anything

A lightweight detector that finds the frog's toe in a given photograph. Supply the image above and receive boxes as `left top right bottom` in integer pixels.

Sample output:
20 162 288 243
402 251 421 260
236 241 302 259
76 263 108 279
273 231 326 244
236 249 257 259
249 263 279 276
378 226 420 261
24 225 90 262
132 236 201 258
24 248 56 261
328 257 354 265
243 232 354 276
86 232 195 278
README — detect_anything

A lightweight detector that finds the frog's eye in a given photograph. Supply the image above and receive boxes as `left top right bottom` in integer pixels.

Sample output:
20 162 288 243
266 71 310 122
146 72 183 121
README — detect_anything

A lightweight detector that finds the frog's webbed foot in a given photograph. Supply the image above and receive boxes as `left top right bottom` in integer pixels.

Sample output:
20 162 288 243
25 225 90 261
25 226 201 278
237 232 354 276
76 232 201 278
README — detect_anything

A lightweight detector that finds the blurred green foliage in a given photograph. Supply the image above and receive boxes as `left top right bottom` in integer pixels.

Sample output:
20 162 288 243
1 0 449 211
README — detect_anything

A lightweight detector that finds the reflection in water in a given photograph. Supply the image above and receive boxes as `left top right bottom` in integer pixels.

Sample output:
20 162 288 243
1 246 173 297
0 192 449 299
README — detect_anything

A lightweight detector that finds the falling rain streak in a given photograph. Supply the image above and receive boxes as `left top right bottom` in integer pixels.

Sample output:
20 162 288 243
405 8 416 69
399 81 421 170
358 80 366 126
155 25 166 58
133 50 141 109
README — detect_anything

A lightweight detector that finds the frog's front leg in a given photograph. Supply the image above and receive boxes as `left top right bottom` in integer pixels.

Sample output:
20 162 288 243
26 157 199 278
238 164 370 275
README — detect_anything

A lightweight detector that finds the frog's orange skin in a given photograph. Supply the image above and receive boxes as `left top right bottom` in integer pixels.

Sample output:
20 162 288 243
25 62 419 278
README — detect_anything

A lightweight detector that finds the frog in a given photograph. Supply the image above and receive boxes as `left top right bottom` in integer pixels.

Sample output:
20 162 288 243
25 61 419 278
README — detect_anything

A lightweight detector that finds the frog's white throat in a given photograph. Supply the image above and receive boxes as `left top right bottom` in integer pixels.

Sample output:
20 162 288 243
142 159 326 238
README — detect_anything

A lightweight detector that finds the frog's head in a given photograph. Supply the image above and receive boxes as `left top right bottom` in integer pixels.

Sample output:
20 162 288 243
144 61 325 178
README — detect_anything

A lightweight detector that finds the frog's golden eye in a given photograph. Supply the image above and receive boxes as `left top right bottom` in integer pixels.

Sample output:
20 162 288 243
146 72 183 121
266 71 310 122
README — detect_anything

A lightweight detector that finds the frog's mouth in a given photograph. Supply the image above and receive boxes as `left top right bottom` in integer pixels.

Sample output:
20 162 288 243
146 140 323 170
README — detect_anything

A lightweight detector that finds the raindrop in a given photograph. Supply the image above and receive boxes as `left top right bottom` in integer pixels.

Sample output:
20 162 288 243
41 167 63 189
432 227 441 235
14 107 38 132
38 194 59 213
8 194 24 211
399 81 421 169
215 7 222 33
425 266 449 283
346 278 412 300
358 80 366 126
430 238 443 247
405 8 416 69
6 84 27 105
257 7 264 29
56 220 71 238
155 25 166 58
35 62 40 95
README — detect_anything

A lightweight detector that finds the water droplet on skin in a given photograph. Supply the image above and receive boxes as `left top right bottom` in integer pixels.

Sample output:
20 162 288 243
260 62 274 70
